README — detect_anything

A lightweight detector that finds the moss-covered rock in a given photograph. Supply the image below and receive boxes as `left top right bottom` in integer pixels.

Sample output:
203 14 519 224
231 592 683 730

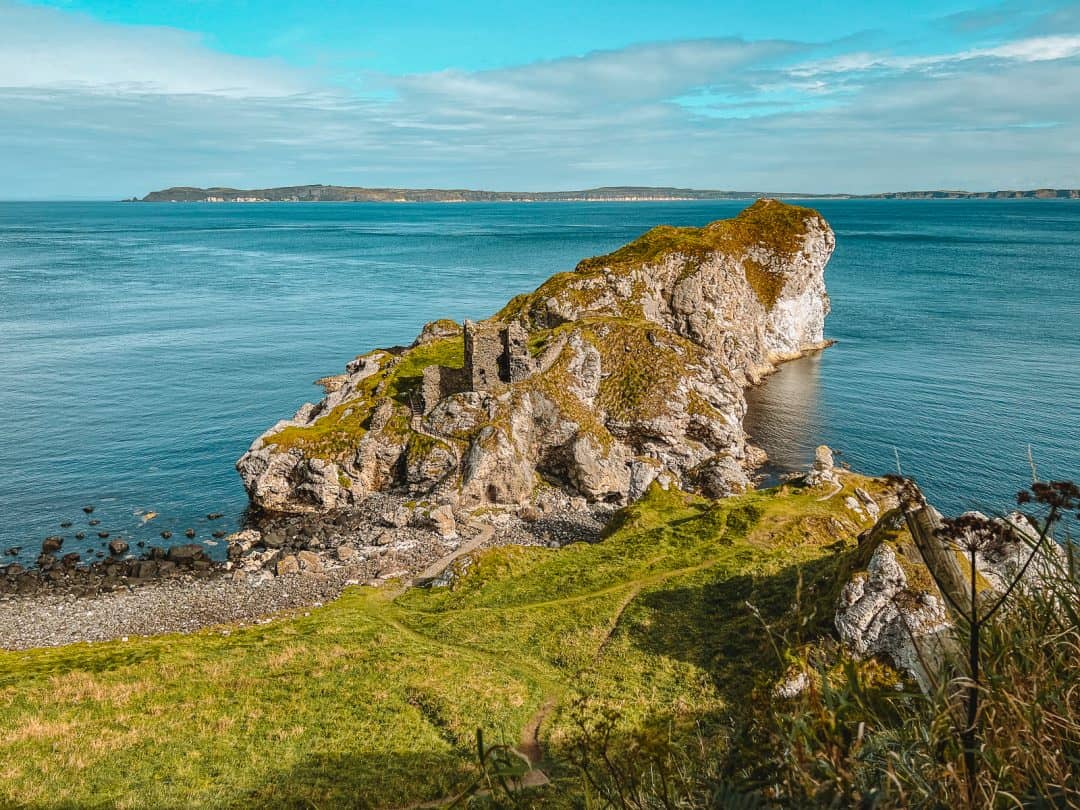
237 200 835 514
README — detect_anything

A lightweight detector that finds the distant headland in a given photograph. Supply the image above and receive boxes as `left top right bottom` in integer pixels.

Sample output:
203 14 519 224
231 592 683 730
132 184 1080 203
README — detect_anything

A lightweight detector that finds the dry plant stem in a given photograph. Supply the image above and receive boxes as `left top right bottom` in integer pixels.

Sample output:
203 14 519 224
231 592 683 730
895 476 1065 807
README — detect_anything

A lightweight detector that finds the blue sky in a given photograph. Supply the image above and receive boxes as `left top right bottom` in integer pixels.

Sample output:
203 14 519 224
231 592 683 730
2 0 1079 197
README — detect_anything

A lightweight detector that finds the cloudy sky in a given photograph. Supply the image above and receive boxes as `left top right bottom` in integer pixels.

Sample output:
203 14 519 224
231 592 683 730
2 0 1079 198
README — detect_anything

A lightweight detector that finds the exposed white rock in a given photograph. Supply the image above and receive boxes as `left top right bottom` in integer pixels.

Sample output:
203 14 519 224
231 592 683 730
237 200 836 514
806 445 839 488
835 543 951 691
835 503 1068 692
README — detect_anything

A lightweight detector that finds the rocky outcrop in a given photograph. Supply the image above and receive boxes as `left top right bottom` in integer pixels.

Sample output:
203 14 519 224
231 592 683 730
835 500 1068 690
238 199 835 514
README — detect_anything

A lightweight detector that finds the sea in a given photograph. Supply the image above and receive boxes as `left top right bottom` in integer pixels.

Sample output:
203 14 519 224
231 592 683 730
1 199 1077 563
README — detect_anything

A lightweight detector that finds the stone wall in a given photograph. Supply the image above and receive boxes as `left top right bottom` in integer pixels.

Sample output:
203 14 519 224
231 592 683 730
464 320 503 392
420 365 468 414
502 321 536 382
417 319 535 414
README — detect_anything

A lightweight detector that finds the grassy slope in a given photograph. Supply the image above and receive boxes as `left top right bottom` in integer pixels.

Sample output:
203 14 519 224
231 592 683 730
0 476 885 809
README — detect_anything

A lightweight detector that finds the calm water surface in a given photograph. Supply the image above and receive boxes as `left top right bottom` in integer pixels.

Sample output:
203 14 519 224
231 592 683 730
1 200 1077 561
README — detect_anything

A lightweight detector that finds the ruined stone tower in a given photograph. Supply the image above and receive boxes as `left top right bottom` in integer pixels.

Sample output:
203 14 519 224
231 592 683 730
502 321 534 383
418 320 537 413
463 320 502 392
464 320 536 393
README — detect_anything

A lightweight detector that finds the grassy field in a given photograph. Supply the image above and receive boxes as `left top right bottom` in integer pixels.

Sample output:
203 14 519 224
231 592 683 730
0 477 886 809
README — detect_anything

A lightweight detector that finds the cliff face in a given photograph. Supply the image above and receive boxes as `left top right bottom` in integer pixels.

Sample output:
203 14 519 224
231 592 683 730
237 199 835 514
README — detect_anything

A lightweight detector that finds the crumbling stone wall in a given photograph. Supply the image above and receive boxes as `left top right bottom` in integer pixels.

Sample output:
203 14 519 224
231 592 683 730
420 365 468 414
502 321 536 382
415 319 538 413
464 320 503 392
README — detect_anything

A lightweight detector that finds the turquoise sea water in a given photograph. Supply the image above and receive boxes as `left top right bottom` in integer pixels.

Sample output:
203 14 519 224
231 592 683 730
1 200 1077 562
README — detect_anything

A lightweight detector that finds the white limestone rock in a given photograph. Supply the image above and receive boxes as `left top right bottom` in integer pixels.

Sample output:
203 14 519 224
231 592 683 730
237 200 836 514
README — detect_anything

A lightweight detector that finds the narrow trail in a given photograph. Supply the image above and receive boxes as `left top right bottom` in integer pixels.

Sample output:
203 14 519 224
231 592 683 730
397 554 719 616
517 697 558 767
384 551 742 808
409 414 462 465
410 521 494 586
816 481 843 501
408 413 470 504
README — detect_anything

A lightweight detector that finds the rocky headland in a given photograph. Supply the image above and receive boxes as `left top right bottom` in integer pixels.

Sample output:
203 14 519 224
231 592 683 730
237 198 835 521
2 198 837 642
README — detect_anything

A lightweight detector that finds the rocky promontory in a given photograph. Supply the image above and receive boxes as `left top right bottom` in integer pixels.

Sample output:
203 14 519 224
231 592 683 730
238 199 835 516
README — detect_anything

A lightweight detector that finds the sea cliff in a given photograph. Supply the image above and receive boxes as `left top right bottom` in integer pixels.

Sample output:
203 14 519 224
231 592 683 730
237 199 835 516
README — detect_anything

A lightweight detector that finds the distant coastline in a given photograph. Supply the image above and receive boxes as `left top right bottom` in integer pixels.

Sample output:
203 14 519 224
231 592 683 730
131 184 1080 203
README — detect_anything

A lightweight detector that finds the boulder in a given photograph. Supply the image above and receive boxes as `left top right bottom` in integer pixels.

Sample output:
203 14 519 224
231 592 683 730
167 544 204 564
806 444 839 487
108 539 129 556
835 504 1068 691
694 455 751 498
42 536 63 553
226 529 262 560
276 555 300 576
835 538 950 690
428 505 458 539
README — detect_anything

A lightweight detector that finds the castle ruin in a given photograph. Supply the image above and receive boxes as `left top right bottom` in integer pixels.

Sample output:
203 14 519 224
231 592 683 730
418 320 537 414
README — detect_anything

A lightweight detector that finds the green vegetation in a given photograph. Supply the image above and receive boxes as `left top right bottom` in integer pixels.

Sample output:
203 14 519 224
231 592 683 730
267 337 464 460
385 336 465 401
575 199 816 274
767 556 1080 808
0 478 886 809
514 317 716 451
586 319 708 422
496 199 822 326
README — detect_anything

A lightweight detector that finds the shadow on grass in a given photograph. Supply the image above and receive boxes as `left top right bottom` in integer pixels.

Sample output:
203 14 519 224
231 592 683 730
625 551 848 704
236 749 474 810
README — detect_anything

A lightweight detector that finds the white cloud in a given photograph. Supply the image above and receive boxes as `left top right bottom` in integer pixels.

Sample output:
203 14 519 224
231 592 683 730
1 1 1079 197
391 38 800 115
790 35 1080 78
0 1 313 97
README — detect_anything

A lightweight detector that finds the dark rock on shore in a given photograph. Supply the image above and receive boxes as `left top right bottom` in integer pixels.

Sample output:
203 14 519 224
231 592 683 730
1 540 223 600
42 536 63 553
167 544 206 564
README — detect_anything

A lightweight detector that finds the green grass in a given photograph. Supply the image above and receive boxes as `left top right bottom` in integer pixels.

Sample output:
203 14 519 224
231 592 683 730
0 477 886 808
266 337 464 460
499 199 825 324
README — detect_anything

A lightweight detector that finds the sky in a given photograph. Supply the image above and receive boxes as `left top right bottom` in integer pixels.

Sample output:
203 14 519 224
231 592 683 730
2 0 1079 198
